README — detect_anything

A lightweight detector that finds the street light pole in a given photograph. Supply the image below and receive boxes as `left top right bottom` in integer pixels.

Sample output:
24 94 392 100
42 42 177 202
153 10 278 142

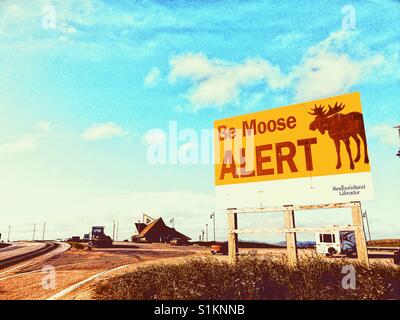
116 221 119 242
32 223 36 241
362 210 372 242
210 212 216 243
7 226 11 243
112 220 116 241
395 125 400 157
42 222 46 241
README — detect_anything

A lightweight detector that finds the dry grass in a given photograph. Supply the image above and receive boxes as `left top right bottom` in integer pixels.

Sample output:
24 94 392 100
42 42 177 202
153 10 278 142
67 242 90 250
94 254 400 300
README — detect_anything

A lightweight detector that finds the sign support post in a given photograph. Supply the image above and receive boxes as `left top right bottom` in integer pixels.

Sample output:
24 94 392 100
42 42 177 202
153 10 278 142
226 202 370 267
284 206 298 266
227 208 238 263
351 201 370 267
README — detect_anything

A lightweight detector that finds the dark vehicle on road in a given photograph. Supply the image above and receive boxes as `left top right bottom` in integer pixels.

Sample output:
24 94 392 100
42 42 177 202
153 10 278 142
88 226 113 248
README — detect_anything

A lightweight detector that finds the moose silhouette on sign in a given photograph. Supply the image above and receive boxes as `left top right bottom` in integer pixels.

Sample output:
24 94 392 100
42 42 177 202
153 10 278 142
308 102 369 170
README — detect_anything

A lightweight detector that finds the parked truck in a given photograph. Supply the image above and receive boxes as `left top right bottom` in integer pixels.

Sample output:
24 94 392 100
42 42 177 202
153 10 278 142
315 231 356 257
211 242 228 255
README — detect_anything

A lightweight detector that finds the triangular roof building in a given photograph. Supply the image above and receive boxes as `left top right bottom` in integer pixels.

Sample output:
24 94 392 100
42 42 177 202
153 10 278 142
132 218 191 243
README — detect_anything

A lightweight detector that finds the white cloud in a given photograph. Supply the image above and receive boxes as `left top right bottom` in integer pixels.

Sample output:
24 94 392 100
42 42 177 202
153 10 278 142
169 53 287 111
144 67 160 87
275 32 306 46
0 121 51 155
0 135 38 154
66 26 77 34
369 124 399 146
143 129 165 145
83 122 127 141
37 121 51 132
292 52 363 101
170 30 398 111
291 30 389 102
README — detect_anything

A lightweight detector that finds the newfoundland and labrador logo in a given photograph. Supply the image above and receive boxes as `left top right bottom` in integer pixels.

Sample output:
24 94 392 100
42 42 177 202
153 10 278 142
333 184 366 196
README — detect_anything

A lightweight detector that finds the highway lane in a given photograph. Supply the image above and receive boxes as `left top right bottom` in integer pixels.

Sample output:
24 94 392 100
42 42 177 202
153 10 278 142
0 242 46 261
0 243 14 252
0 242 70 277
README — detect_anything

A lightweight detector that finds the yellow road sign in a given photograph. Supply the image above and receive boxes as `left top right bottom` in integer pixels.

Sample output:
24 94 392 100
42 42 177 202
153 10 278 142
215 92 370 185
214 92 373 207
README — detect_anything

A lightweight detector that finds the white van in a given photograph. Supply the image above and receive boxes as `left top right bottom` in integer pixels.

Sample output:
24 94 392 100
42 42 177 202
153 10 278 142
315 231 356 257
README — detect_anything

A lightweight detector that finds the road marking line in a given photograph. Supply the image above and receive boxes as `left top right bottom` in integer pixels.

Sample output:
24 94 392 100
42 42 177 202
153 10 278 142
0 261 32 276
47 264 131 300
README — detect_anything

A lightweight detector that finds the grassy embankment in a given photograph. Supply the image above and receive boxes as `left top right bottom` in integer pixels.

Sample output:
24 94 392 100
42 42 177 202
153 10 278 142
94 254 400 300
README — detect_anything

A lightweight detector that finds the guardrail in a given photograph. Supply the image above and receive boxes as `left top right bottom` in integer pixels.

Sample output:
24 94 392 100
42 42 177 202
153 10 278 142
367 246 400 252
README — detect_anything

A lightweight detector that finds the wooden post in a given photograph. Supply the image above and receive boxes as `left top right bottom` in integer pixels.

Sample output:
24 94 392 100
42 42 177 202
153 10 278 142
227 208 238 263
284 208 298 266
351 201 370 266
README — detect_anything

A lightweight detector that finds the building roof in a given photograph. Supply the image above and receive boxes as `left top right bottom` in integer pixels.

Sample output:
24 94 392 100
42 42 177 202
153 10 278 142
136 217 191 241
138 218 161 237
135 222 147 234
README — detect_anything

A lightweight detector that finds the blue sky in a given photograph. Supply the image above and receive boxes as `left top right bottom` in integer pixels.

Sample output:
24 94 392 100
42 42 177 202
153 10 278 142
0 0 399 242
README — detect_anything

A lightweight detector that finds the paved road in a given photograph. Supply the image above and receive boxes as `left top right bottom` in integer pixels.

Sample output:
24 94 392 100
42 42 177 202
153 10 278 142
0 242 46 261
0 242 70 277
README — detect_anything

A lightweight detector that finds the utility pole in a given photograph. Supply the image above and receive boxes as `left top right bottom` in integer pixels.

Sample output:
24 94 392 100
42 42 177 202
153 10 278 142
112 220 116 241
210 212 216 242
116 221 119 242
205 224 208 242
32 223 36 241
201 230 205 242
42 222 46 241
7 226 11 242
362 210 372 242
